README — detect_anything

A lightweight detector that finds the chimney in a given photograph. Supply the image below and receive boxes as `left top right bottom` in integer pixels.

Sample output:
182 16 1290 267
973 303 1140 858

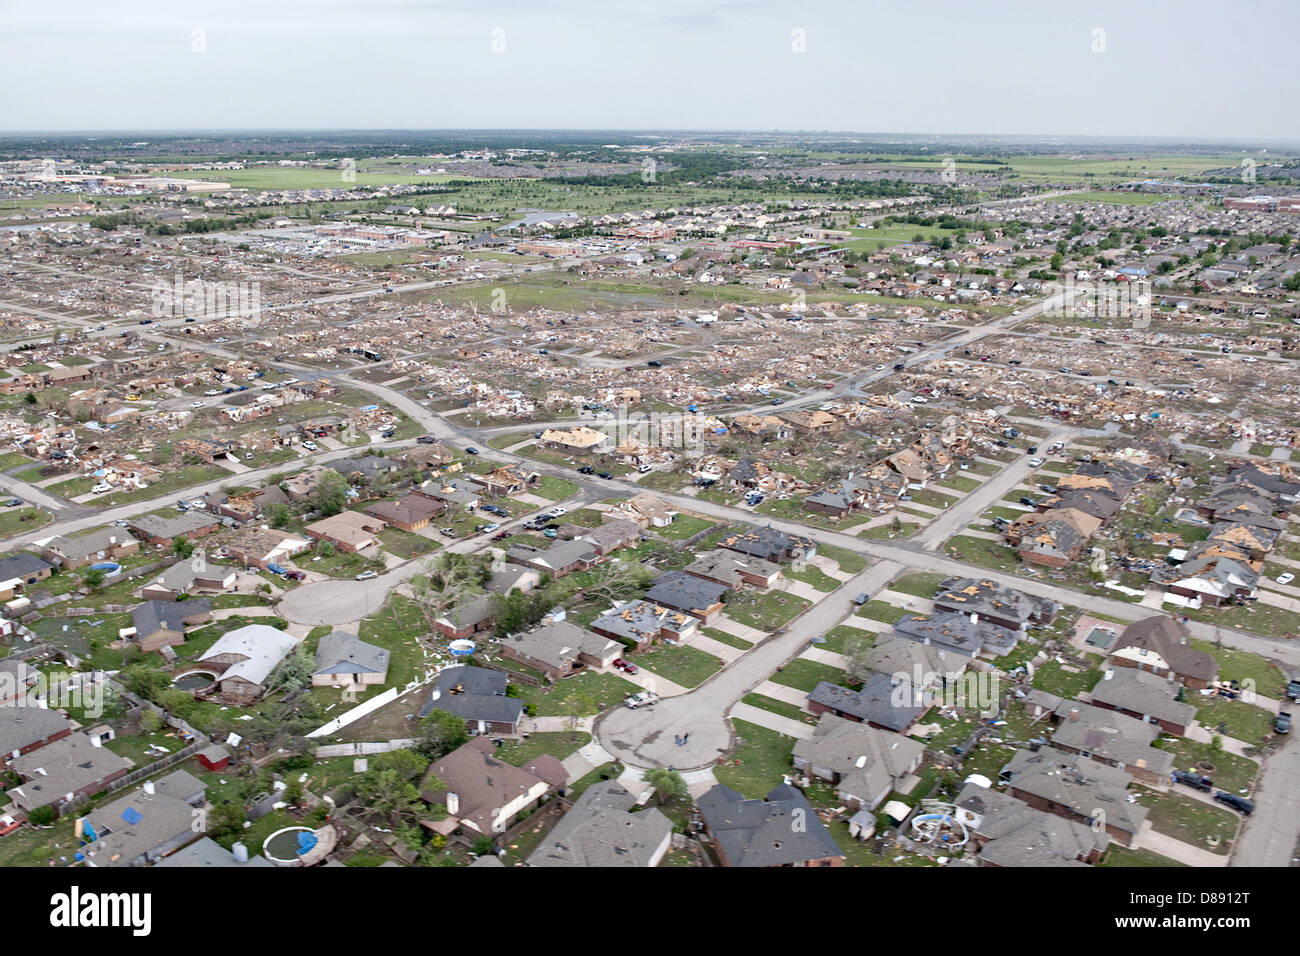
232 842 249 863
1068 707 1080 722
446 792 460 816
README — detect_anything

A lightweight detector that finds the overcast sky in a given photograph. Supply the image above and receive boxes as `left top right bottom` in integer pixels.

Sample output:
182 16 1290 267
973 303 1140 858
1 0 1296 141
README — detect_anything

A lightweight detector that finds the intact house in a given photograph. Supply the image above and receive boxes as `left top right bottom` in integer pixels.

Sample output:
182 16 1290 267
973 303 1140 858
506 539 597 579
195 624 299 703
1000 746 1146 847
642 571 728 623
37 528 140 569
419 736 567 837
305 511 387 553
433 593 498 640
78 770 207 867
127 511 221 548
0 553 55 602
311 630 390 691
1107 615 1218 690
1049 701 1173 788
364 494 445 532
139 562 236 601
807 674 930 735
0 704 73 764
697 783 844 868
954 782 1108 867
8 732 133 817
1087 667 1196 736
792 713 926 812
590 599 698 652
579 518 642 557
497 620 622 681
130 598 213 653
421 665 524 735
526 780 673 868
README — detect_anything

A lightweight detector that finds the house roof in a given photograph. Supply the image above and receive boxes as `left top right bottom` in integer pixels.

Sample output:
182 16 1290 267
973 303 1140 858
131 598 211 637
807 674 927 733
526 780 673 867
420 737 557 832
500 621 620 673
197 624 298 688
0 703 73 754
684 549 781 587
1112 616 1218 682
1051 702 1173 777
793 713 926 803
312 630 389 677
128 511 217 540
697 783 843 867
420 664 523 727
10 732 133 811
0 552 55 581
1088 668 1197 728
81 770 205 866
154 836 274 868
644 571 728 615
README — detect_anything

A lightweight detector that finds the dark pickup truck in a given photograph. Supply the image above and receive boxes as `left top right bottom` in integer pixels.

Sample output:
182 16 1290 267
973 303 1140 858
1287 677 1300 701
1172 770 1213 792
1214 791 1254 815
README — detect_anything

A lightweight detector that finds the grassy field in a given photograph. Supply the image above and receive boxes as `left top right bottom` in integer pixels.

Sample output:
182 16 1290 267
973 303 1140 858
0 505 53 538
769 658 849 693
1138 790 1239 855
714 719 796 799
514 670 638 717
635 643 724 688
723 589 811 631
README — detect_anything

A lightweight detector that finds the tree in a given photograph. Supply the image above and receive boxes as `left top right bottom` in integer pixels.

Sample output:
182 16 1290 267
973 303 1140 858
356 750 433 828
82 567 105 592
263 502 291 529
416 709 469 760
267 642 314 694
173 538 195 559
578 558 655 605
311 468 349 517
643 768 688 805
410 551 485 634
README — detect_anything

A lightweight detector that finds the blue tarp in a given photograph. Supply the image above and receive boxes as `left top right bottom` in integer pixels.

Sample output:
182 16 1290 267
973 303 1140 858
296 831 318 855
121 806 142 825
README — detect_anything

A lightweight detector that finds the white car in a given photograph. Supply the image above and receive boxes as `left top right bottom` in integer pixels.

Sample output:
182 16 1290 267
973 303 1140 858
301 440 319 451
549 507 568 517
190 401 205 408
1278 573 1296 586
1028 457 1045 467
204 389 221 396
874 364 886 370
91 483 112 494
911 395 928 404
818 403 834 411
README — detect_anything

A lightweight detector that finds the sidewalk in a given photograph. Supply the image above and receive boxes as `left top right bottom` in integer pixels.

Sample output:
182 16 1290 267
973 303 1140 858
1134 821 1230 867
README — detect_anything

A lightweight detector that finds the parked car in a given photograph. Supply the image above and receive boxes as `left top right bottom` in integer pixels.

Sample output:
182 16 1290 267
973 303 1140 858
355 570 379 581
549 508 568 517
465 447 480 455
625 691 659 709
1287 677 1300 701
0 813 20 837
417 435 437 444
1275 711 1291 734
637 464 652 473
1028 457 1045 467
284 570 306 581
190 400 206 408
3 498 21 507
1019 496 1037 507
482 523 500 533
266 564 291 576
613 658 639 675
597 472 613 480
1172 770 1213 792
1277 572 1296 586
853 593 869 606
1213 792 1254 815
301 440 318 451
577 465 595 474
91 483 112 494
492 531 513 541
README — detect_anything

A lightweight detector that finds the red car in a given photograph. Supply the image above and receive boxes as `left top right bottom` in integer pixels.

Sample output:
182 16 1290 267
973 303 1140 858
0 814 20 837
613 658 639 675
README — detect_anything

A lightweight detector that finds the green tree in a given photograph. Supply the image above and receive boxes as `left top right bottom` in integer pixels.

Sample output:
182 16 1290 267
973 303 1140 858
416 709 469 760
311 468 349 517
263 502 291 529
643 768 688 805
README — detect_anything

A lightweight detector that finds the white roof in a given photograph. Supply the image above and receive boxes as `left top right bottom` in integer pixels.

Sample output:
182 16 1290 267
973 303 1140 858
198 624 298 687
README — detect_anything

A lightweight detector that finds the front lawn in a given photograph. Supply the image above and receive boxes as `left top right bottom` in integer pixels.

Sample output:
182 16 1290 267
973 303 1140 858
1193 696 1276 748
497 731 591 766
636 643 724 689
1137 791 1239 855
723 589 811 632
515 670 639 717
714 719 795 799
768 658 849 693
699 626 754 650
1030 661 1102 699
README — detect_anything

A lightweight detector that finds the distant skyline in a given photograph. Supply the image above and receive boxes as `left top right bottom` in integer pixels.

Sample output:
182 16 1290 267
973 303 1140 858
2 0 1297 140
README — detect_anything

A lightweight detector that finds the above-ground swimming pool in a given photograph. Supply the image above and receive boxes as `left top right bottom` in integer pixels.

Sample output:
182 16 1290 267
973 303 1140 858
90 562 121 573
263 826 315 865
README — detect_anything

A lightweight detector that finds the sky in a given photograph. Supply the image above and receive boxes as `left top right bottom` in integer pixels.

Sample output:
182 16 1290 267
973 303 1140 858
1 0 1296 141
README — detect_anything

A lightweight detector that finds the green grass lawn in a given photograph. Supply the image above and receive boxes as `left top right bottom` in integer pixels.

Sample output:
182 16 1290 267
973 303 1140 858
936 474 981 494
769 658 849 693
784 564 840 592
699 626 754 650
1193 697 1276 748
889 572 947 599
1189 639 1288 699
943 534 1022 572
655 514 717 540
0 505 53 538
819 624 873 655
813 542 868 574
1157 738 1258 794
635 643 724 688
1030 661 1102 699
1137 791 1239 855
723 589 811 631
1099 846 1188 867
515 670 639 717
855 600 909 624
496 731 591 766
533 474 580 501
741 692 818 726
714 719 796 799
